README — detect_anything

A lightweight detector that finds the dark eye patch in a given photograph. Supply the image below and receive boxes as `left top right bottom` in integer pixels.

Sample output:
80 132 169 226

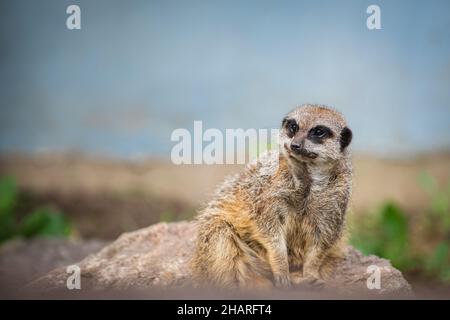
282 117 298 137
307 125 333 144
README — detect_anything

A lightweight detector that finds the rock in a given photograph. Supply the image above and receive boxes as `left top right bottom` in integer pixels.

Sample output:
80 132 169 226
28 222 196 291
26 221 411 298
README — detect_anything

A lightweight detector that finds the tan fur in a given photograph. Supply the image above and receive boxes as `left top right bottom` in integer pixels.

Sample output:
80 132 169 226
191 104 352 289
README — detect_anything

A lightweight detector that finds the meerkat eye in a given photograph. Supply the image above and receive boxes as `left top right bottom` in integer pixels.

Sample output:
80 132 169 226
314 128 325 137
308 125 333 142
288 122 298 135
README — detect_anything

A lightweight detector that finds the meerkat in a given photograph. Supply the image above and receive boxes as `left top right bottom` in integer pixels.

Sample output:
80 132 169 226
191 104 353 289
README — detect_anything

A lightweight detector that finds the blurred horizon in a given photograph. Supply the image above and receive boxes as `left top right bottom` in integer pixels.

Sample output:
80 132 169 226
1 0 450 160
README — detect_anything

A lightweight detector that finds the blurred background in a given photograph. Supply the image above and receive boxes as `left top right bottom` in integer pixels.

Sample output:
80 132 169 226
0 0 449 297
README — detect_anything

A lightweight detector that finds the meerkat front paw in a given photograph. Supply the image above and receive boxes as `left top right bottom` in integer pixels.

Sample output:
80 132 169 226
290 271 304 285
294 276 326 289
273 274 291 288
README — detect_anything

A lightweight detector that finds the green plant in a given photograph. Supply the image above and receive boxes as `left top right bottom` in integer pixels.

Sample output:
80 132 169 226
350 173 450 283
0 176 72 244
0 176 18 242
417 171 450 281
425 242 450 281
418 171 450 233
350 201 412 271
21 208 71 238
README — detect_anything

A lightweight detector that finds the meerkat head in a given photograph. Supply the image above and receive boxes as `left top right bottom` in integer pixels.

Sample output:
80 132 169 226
279 104 352 164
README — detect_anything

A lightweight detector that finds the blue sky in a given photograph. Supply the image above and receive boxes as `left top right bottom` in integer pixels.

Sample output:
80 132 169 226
1 0 449 159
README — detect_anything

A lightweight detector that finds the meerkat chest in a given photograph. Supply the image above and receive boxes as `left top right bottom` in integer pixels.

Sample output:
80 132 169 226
283 185 336 241
284 206 308 242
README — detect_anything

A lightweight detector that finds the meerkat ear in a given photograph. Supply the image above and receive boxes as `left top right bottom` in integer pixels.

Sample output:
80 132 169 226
281 116 288 127
340 127 352 151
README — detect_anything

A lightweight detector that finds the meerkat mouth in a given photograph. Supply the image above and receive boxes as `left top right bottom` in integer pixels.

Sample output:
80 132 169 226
284 143 318 160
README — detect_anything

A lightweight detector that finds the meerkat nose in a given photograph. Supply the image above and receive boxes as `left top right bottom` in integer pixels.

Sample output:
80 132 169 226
290 142 302 153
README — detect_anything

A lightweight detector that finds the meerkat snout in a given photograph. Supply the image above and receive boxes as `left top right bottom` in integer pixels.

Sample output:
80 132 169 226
290 141 302 152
